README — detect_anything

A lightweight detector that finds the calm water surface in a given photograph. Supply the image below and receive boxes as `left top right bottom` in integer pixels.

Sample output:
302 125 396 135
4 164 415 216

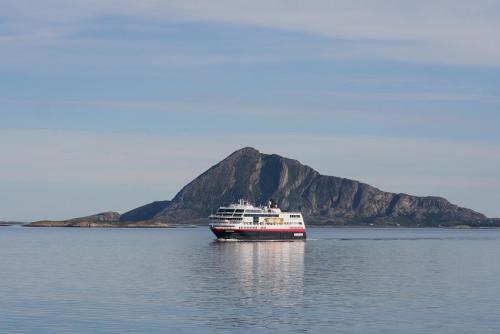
1 227 499 333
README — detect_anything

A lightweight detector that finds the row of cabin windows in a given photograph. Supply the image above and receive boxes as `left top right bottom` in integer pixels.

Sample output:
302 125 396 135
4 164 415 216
217 213 283 217
240 222 304 226
217 210 300 219
244 214 279 217
217 210 301 218
218 208 246 212
213 219 303 225
218 214 281 218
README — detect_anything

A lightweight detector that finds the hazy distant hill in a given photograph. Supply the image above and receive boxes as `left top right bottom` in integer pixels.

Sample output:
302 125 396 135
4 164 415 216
120 147 489 227
29 212 168 228
0 221 26 226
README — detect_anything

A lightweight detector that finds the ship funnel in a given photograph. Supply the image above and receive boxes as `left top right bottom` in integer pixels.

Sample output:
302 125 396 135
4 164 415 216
270 198 278 209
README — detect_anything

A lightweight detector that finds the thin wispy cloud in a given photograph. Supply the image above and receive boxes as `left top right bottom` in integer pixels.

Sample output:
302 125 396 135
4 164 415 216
1 0 500 66
3 96 498 138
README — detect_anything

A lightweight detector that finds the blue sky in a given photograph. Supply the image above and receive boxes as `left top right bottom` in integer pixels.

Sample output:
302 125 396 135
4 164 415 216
1 1 499 220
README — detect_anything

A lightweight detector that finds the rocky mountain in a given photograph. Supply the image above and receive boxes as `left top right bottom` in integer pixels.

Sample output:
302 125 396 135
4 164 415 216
120 147 489 226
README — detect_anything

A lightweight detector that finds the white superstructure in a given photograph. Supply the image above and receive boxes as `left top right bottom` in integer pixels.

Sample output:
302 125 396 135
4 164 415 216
209 199 306 240
209 199 305 229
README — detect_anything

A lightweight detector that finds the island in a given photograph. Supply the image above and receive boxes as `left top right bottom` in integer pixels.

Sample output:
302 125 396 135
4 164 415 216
26 147 500 228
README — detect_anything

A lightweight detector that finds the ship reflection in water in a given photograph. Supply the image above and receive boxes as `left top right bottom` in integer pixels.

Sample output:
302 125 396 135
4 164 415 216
196 241 306 314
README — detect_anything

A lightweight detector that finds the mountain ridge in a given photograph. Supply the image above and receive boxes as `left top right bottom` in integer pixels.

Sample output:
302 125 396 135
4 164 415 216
26 146 496 227
120 147 489 226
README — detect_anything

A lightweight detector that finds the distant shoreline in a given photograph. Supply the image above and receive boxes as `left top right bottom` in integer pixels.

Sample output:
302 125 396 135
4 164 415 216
25 221 170 228
0 222 25 227
16 222 500 229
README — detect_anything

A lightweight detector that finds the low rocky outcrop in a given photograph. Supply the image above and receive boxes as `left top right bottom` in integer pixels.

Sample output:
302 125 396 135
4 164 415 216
28 212 168 228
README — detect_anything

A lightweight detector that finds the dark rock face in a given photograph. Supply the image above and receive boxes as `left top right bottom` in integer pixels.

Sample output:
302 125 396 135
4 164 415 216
128 147 487 226
120 201 170 222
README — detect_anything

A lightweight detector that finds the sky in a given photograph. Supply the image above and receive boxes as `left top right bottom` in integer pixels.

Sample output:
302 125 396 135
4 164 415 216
1 0 499 221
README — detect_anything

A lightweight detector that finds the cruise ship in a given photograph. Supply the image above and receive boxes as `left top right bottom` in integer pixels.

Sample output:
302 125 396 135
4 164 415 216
209 199 306 241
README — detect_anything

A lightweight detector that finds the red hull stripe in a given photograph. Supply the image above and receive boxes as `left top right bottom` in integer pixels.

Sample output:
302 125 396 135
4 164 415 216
211 227 305 233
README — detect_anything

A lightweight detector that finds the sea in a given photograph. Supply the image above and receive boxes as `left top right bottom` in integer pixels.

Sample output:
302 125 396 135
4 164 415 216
1 226 499 333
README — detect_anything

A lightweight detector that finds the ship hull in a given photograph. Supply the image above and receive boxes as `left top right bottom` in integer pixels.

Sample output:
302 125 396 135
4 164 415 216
210 227 306 241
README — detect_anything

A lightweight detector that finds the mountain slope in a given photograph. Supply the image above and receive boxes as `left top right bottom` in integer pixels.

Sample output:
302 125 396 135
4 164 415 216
124 147 487 226
120 200 170 222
